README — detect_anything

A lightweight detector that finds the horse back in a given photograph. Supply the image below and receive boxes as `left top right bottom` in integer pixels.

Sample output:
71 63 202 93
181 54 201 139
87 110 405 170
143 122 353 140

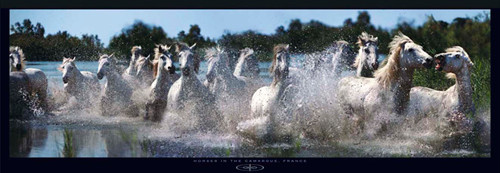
24 68 47 90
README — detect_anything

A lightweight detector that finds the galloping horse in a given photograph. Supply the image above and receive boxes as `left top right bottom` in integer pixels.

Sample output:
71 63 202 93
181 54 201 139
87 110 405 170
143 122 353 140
9 46 48 118
237 44 297 143
135 54 155 87
167 42 222 131
204 46 247 98
337 32 433 137
59 57 100 106
352 32 379 77
145 44 176 121
97 54 138 117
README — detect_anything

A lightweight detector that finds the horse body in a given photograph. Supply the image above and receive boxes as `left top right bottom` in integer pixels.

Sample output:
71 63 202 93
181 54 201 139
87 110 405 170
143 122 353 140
167 43 221 131
204 47 248 99
10 71 32 119
97 54 137 117
135 55 155 87
337 33 433 137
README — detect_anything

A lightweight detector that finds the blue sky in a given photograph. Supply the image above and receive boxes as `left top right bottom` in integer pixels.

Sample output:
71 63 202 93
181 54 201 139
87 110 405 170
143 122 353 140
10 10 489 46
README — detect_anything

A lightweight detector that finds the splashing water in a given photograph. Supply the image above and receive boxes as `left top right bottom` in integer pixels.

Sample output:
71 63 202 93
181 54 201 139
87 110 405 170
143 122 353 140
9 58 490 157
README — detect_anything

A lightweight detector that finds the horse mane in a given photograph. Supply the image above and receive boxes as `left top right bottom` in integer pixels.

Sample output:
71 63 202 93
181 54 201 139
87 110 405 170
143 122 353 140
131 46 142 54
174 42 199 73
374 32 413 88
356 32 378 47
269 44 289 74
353 32 377 68
175 42 191 53
153 44 170 77
136 56 152 66
204 47 220 61
99 54 115 63
10 46 26 70
58 58 76 71
240 48 254 57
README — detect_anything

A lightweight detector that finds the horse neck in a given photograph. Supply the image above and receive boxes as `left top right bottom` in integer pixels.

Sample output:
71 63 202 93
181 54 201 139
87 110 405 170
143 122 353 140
271 70 289 94
452 67 474 113
156 67 172 83
392 67 415 114
234 57 245 76
127 55 138 74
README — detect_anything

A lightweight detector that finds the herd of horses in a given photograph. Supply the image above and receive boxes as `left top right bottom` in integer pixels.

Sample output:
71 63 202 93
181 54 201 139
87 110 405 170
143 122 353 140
9 32 481 143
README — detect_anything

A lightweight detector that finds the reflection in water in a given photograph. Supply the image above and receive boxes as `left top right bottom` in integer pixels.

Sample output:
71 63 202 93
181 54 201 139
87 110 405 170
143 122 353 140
10 125 47 157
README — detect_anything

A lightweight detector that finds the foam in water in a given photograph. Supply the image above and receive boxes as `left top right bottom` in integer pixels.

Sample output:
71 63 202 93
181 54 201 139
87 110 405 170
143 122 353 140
11 55 491 157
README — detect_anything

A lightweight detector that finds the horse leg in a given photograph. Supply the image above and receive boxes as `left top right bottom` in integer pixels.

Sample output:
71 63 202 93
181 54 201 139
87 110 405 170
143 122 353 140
144 102 152 120
151 102 166 122
101 97 109 116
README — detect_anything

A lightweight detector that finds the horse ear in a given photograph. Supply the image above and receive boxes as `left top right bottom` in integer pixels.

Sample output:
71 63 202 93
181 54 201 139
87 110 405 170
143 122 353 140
190 43 197 50
285 44 290 50
72 57 76 61
374 37 378 42
166 44 172 50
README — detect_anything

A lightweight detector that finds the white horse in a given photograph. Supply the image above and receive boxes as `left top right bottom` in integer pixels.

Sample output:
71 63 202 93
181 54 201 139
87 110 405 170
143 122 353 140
204 46 247 97
408 46 475 125
152 44 180 82
135 54 155 87
121 46 146 88
97 54 138 117
337 32 433 137
203 46 252 129
233 48 260 79
237 44 297 143
352 32 379 77
9 46 48 112
144 44 176 121
58 57 100 106
167 43 222 131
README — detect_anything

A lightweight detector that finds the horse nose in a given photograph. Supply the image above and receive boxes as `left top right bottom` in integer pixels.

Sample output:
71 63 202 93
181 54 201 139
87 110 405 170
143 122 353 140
423 57 433 69
62 76 68 83
97 73 103 80
16 64 21 70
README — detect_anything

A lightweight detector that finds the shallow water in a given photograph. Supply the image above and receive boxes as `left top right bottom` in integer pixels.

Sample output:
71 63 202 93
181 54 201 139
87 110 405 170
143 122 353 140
10 56 490 158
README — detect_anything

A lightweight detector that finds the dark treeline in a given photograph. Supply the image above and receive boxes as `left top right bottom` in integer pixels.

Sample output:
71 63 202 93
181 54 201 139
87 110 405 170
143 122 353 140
107 20 216 60
10 19 104 61
9 11 490 108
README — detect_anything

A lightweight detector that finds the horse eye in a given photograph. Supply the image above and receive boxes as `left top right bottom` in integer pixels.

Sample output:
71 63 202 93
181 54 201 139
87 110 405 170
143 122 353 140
408 48 414 52
455 55 460 58
364 49 370 54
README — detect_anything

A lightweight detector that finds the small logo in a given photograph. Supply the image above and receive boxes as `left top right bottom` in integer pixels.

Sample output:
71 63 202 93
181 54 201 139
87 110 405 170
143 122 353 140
235 164 265 172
